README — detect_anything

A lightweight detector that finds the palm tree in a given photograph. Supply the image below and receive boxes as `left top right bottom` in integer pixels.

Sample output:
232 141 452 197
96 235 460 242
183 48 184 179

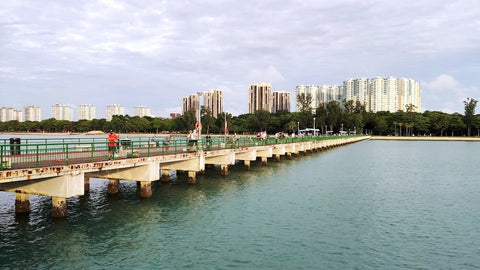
398 122 404 136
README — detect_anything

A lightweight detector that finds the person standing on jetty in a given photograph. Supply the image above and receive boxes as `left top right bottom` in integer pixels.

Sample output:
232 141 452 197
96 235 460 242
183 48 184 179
108 130 118 160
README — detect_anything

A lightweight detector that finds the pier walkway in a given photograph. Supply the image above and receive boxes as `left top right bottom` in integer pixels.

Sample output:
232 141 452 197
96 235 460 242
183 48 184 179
0 135 370 217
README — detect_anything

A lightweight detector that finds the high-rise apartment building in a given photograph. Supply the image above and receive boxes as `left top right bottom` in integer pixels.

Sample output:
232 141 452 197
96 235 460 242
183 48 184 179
272 91 291 113
298 77 420 113
52 104 73 121
355 78 369 109
134 106 151 117
398 78 421 112
0 107 23 122
203 89 223 118
249 82 273 113
295 85 319 111
107 104 125 121
78 104 96 120
182 94 201 115
369 77 384 113
24 105 41 122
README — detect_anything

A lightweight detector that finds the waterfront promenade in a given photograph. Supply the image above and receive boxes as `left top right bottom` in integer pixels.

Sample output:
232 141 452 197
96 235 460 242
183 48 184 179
0 135 369 217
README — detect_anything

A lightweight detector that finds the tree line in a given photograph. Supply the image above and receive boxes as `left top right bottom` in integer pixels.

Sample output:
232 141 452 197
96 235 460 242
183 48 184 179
1 97 478 136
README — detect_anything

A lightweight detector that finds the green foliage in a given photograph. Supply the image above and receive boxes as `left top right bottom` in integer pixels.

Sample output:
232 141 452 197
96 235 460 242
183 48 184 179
1 101 479 136
463 97 478 136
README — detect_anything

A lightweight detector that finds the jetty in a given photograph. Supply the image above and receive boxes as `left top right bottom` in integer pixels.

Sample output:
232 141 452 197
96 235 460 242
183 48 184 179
0 135 369 217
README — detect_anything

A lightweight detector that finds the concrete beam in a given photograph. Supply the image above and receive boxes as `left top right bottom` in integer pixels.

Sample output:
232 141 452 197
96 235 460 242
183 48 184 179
205 151 235 166
272 145 286 156
160 155 205 172
0 171 85 198
87 161 160 182
256 148 273 158
235 149 257 161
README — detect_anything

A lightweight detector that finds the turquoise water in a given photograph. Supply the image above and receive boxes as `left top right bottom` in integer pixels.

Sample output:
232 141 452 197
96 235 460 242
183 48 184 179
1 140 479 269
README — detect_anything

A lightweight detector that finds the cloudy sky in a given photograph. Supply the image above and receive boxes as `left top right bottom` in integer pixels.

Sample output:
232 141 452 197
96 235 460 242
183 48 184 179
1 0 479 119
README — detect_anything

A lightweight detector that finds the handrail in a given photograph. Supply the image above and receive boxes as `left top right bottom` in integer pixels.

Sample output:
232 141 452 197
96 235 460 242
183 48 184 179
0 135 364 171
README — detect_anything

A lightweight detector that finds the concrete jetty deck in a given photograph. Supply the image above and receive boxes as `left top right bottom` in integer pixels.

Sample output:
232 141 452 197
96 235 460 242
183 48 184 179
1 136 370 217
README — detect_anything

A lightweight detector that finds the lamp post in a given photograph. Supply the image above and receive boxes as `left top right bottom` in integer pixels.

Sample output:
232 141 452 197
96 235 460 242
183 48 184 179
341 123 343 133
313 117 316 136
325 125 327 136
197 92 203 145
297 121 299 136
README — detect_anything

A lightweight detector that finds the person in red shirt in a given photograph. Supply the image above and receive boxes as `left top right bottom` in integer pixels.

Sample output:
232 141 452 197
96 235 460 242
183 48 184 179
108 130 118 160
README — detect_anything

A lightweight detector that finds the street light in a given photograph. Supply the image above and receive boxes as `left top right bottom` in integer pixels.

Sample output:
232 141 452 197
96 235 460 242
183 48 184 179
313 117 316 136
325 125 327 136
341 123 343 132
197 92 203 145
297 121 299 136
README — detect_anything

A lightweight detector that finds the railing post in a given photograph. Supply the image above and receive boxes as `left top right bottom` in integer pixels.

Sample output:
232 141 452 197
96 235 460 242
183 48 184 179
36 145 39 168
147 139 151 157
66 144 69 165
91 143 94 163
0 145 3 171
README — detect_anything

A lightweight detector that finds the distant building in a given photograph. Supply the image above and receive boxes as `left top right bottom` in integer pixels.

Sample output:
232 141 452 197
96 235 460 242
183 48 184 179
24 105 41 122
182 94 200 115
52 104 73 121
203 89 223 118
107 104 125 121
296 76 421 113
170 113 181 119
295 85 320 111
0 107 23 122
248 82 273 113
272 91 291 113
78 104 96 120
134 106 151 117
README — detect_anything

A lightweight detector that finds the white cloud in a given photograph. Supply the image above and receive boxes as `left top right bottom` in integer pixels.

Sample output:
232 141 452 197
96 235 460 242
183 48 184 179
0 0 479 117
422 74 479 113
248 66 285 84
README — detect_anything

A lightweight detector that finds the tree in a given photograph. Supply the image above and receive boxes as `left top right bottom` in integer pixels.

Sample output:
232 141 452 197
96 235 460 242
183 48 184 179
296 93 313 114
326 101 341 131
463 98 478 136
252 110 271 132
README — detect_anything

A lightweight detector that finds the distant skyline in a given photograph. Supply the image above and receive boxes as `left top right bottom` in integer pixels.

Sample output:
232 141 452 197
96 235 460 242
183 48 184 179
1 0 479 118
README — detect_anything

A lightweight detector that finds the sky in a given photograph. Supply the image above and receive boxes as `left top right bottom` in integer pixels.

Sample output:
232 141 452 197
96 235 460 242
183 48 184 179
1 0 479 119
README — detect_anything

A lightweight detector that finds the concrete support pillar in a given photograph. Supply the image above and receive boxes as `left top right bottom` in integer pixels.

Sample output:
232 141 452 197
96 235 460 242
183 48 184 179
161 170 170 183
220 165 229 176
15 193 30 214
261 157 268 166
274 154 281 162
140 181 152 198
108 179 119 194
52 196 67 218
286 152 292 159
188 171 196 184
84 175 90 192
244 160 251 171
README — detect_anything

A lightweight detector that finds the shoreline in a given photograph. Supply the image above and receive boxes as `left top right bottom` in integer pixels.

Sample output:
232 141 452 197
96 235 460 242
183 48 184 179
371 136 480 141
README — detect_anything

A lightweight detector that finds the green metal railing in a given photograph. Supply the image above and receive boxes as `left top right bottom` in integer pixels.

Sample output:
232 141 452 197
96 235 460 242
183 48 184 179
0 135 358 171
